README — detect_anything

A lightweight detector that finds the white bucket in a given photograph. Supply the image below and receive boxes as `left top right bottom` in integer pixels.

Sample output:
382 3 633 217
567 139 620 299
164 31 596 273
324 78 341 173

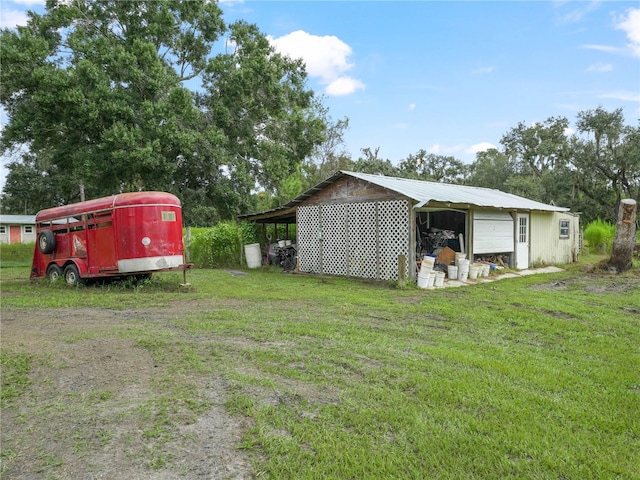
447 265 458 279
419 258 434 275
434 271 445 287
285 240 292 246
455 253 466 266
422 255 435 268
417 271 431 289
482 264 490 277
469 264 480 279
278 240 286 248
457 260 469 281
458 259 470 272
244 243 262 268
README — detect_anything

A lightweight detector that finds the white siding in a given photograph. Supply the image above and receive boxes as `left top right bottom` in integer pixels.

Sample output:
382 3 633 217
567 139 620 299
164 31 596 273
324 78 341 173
473 211 514 254
530 211 580 264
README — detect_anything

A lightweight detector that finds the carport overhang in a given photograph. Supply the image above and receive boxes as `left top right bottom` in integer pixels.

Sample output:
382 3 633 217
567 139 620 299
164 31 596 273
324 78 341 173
238 206 297 224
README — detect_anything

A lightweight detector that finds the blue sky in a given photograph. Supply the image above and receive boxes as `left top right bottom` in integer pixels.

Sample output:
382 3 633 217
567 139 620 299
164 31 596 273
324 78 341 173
1 0 639 190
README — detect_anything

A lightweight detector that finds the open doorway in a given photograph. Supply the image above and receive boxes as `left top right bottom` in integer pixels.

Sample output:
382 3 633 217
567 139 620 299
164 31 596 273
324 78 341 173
415 210 467 258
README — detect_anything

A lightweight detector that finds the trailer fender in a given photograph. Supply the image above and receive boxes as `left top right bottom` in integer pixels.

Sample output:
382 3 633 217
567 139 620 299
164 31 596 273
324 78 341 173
69 259 89 276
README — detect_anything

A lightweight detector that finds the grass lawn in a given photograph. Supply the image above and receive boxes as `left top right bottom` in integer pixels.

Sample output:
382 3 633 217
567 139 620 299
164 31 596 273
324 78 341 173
1 258 639 479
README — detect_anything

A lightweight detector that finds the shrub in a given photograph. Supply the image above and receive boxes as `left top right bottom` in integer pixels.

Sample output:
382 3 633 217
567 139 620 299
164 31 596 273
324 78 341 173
583 219 616 254
188 222 259 269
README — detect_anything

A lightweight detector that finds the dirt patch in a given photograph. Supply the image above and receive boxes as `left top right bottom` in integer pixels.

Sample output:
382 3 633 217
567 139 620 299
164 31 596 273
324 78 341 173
528 272 639 295
0 306 256 479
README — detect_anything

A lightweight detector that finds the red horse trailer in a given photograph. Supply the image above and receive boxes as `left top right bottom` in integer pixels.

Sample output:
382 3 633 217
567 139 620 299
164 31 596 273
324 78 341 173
31 192 191 285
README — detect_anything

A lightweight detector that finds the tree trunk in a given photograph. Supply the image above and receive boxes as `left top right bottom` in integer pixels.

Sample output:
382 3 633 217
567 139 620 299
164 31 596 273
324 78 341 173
608 199 637 273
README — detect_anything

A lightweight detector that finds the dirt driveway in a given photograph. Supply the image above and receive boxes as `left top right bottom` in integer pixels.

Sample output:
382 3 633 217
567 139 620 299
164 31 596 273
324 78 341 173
1 303 256 479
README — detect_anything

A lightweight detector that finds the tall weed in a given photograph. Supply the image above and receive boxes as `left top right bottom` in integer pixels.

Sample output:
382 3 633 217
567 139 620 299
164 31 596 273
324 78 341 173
189 222 259 268
583 219 616 253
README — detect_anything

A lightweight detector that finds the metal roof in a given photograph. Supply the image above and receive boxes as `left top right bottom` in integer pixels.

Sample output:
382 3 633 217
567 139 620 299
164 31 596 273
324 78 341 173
0 215 36 225
341 171 569 211
238 170 569 223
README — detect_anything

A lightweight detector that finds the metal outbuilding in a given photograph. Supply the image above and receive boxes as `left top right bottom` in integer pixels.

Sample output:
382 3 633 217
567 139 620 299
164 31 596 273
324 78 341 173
240 171 580 281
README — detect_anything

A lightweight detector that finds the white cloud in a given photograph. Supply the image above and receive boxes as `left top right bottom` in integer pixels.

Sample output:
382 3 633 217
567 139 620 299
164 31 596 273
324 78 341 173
408 103 416 111
268 30 365 96
325 77 365 96
428 143 464 155
472 66 494 74
586 62 613 72
466 142 495 154
11 0 44 5
599 90 640 102
615 8 640 57
579 44 621 54
0 9 29 28
555 0 600 24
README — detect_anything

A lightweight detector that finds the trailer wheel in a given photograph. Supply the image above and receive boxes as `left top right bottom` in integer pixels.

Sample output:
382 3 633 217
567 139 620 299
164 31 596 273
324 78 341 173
46 264 62 282
38 230 56 254
63 264 82 286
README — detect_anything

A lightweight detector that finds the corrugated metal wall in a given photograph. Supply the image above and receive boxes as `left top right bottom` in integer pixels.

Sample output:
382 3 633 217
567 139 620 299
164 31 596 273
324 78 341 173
530 211 580 264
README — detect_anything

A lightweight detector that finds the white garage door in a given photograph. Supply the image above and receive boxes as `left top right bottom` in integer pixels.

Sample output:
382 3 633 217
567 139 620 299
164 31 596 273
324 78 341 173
473 211 514 254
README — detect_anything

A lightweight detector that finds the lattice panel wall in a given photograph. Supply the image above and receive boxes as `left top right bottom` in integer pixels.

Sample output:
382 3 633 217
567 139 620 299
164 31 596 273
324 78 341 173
296 200 410 280
297 205 321 273
348 202 378 278
378 200 410 280
321 204 349 276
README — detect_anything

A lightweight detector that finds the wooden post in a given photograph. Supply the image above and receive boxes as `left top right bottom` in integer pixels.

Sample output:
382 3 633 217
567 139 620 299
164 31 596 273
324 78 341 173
398 254 406 287
608 199 637 273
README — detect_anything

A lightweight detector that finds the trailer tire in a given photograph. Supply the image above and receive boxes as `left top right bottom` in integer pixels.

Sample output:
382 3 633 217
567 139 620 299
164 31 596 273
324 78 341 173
38 230 56 254
46 264 62 282
63 264 82 286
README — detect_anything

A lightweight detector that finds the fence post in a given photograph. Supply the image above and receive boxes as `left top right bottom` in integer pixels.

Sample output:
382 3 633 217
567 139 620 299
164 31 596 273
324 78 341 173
398 254 406 287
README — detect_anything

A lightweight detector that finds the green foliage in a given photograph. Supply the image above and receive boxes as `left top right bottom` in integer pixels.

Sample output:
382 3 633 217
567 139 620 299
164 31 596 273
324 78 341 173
1 1 326 219
398 149 467 183
190 222 259 268
0 242 34 267
583 219 616 253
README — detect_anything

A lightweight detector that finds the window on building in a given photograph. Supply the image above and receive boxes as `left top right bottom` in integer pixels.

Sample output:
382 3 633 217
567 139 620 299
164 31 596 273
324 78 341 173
24 226 34 234
0 226 6 234
559 219 570 238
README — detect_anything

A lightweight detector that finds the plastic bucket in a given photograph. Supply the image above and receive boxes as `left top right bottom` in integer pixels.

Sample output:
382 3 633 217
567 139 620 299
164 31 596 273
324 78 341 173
417 271 431 289
434 271 445 287
457 260 469 281
469 264 480 279
244 243 262 269
482 264 490 277
447 265 458 279
421 255 435 270
455 253 466 266
420 257 434 275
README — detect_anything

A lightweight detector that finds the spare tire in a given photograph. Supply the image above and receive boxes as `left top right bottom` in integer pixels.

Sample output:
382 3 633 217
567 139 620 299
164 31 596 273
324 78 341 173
38 230 56 254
